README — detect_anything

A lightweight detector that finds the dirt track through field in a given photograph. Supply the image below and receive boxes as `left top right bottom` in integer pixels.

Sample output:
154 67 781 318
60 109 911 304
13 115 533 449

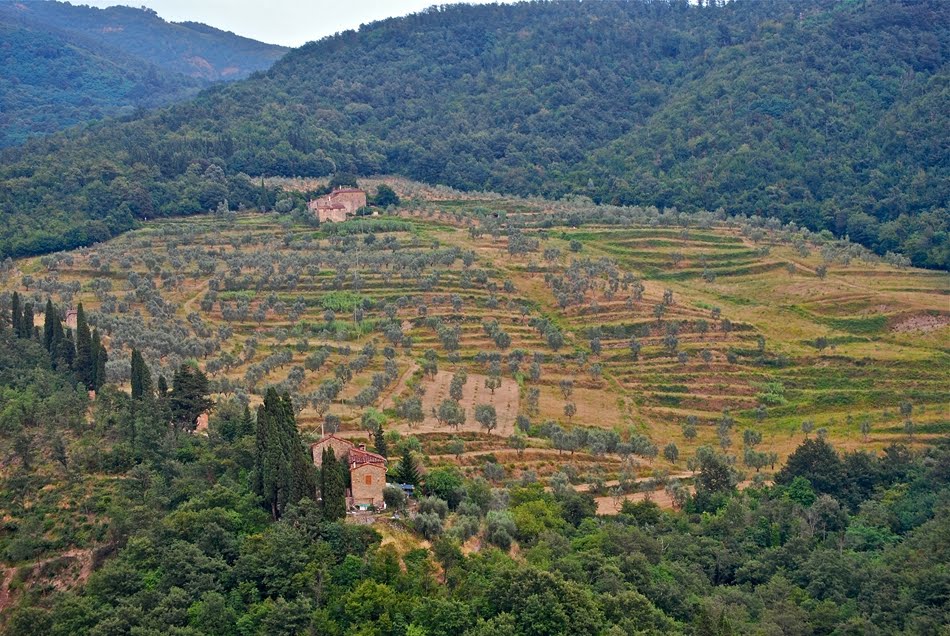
596 479 765 514
380 359 420 410
385 370 519 437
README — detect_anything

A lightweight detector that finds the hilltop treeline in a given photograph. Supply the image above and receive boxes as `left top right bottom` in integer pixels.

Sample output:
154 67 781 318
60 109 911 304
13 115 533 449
1 0 948 266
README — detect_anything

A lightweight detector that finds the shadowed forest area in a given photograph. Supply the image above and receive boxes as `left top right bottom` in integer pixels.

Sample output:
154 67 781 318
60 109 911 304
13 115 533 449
1 0 947 266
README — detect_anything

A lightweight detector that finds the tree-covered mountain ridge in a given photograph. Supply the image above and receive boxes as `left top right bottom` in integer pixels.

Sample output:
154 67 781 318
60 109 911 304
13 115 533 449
1 1 288 80
0 0 287 147
1 0 947 266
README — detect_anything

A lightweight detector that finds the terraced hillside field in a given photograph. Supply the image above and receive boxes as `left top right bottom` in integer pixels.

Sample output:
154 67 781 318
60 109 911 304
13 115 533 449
3 181 947 498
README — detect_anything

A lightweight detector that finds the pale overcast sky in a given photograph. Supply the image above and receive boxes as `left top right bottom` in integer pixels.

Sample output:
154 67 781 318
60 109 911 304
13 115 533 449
80 1 504 47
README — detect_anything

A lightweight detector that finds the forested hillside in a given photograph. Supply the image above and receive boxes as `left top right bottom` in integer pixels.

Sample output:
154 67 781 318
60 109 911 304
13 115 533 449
0 0 287 146
0 0 947 266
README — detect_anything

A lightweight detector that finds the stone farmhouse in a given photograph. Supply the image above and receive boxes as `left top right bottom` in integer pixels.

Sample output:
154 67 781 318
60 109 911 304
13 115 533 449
311 435 387 510
307 187 367 223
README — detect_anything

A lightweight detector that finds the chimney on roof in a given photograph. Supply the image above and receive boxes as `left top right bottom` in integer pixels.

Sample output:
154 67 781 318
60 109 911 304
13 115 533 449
358 443 367 451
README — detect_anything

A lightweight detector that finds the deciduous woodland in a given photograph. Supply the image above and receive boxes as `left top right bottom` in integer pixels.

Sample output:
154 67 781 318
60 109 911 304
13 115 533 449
0 178 947 634
1 0 947 266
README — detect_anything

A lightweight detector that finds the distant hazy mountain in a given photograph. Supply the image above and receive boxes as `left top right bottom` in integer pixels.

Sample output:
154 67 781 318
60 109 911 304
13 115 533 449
0 0 288 146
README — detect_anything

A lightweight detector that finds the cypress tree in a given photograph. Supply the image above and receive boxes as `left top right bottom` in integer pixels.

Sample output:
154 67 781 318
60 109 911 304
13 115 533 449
74 303 95 389
43 299 56 352
258 176 269 211
130 349 141 398
396 447 420 487
90 328 100 388
374 424 388 458
92 329 107 390
11 291 20 337
20 302 34 340
287 394 317 508
130 348 152 399
157 375 168 397
321 447 347 521
253 391 270 497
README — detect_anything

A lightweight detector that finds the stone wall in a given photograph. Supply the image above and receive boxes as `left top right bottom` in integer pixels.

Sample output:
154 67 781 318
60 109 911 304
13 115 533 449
331 190 367 214
350 462 387 507
311 436 354 467
317 207 349 223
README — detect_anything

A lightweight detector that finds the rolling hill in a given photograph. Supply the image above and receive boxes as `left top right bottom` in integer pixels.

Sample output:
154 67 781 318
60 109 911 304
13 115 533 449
0 0 287 146
0 181 947 633
0 0 947 267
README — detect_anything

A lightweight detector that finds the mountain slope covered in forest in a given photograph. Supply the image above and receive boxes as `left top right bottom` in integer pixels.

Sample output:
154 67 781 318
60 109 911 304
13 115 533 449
0 0 287 146
0 0 947 266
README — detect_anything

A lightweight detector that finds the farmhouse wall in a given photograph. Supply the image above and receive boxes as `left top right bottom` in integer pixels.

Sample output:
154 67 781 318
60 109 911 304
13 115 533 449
307 188 367 223
329 189 367 214
350 462 387 507
310 435 354 467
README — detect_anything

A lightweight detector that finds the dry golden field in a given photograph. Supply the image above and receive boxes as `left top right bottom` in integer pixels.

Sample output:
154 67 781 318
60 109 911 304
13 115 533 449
5 182 948 492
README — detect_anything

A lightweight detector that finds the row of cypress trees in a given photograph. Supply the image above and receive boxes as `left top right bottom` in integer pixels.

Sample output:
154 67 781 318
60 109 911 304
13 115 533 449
132 348 327 520
253 388 319 520
6 294 107 391
250 387 354 521
71 303 106 391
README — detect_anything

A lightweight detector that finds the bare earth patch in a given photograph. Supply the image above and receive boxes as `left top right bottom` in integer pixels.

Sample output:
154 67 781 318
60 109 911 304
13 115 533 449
892 313 950 333
0 548 95 612
414 370 519 436
595 479 765 514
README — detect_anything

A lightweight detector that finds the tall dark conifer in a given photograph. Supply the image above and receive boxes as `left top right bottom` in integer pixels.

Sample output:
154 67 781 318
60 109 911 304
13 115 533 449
130 348 152 399
374 424 388 458
21 302 34 340
91 329 106 390
43 299 57 352
11 291 21 337
74 303 95 389
396 447 420 487
321 447 347 521
258 176 269 211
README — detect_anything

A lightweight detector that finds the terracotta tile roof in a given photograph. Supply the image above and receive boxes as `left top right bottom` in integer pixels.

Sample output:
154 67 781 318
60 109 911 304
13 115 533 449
349 447 386 468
